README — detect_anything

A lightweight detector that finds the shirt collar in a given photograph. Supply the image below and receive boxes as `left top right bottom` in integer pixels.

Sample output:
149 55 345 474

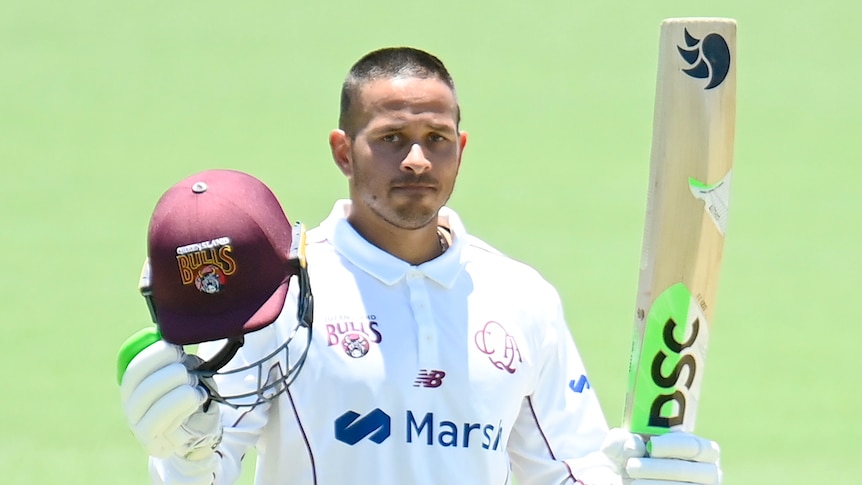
317 200 467 288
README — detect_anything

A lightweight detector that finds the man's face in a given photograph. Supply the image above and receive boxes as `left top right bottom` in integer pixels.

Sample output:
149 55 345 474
331 76 467 231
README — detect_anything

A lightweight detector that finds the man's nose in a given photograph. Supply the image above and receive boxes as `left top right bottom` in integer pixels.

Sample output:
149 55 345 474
401 143 431 174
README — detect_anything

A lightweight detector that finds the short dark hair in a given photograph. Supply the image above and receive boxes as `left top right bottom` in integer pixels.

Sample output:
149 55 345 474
339 47 460 136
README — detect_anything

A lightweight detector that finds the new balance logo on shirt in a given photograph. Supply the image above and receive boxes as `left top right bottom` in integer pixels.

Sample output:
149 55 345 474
413 369 446 388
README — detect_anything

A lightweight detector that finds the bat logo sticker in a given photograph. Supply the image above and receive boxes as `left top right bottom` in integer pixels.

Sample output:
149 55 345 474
677 28 731 89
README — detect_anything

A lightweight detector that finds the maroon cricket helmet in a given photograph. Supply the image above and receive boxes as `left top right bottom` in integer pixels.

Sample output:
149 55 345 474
146 169 297 345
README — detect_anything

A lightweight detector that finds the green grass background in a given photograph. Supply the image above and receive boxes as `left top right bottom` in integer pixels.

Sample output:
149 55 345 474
1 0 858 483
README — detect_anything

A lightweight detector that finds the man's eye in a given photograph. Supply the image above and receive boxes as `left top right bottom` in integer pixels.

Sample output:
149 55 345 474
428 134 445 142
382 134 400 143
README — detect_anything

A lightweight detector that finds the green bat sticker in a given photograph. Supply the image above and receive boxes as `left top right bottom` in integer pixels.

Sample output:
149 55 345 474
689 170 731 236
628 283 709 436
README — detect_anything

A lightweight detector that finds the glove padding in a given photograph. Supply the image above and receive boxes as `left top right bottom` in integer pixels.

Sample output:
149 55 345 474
601 428 721 485
119 339 222 460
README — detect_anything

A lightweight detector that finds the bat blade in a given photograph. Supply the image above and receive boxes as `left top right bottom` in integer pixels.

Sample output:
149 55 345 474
622 17 736 437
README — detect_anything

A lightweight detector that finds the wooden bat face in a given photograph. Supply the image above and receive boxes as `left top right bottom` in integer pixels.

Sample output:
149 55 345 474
623 18 736 437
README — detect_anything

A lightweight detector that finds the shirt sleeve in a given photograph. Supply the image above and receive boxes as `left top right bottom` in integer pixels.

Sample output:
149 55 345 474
506 287 621 485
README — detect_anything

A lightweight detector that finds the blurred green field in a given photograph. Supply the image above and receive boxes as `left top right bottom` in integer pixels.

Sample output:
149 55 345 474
1 0 859 483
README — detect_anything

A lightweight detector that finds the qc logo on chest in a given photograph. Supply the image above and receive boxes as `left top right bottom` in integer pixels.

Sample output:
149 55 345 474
475 321 522 374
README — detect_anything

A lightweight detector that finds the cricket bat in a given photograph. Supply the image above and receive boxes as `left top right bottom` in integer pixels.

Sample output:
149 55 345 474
622 18 736 437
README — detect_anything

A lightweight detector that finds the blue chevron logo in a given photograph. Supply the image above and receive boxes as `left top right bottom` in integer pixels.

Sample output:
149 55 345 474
334 408 391 445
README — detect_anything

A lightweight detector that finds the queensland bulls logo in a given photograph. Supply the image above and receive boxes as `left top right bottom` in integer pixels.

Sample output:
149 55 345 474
175 236 236 294
326 317 382 359
194 265 227 294
342 333 371 358
475 321 522 374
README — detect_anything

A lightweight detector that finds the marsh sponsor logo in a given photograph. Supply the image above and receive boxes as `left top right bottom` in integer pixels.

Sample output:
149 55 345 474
407 411 503 450
334 408 391 445
334 408 504 451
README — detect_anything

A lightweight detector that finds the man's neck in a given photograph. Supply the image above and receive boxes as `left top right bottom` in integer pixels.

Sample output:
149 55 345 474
346 207 445 265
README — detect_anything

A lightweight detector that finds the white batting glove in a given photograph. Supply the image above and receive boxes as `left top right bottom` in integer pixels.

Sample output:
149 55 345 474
601 428 722 485
119 339 222 460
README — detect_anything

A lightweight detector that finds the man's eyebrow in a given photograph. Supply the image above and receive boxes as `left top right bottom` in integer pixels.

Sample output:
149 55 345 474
366 121 456 133
427 123 457 133
366 122 405 133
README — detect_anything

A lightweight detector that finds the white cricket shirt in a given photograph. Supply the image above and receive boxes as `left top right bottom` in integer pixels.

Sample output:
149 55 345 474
151 200 617 485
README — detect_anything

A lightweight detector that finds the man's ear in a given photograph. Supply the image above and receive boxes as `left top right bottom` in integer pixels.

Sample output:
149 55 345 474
329 129 352 177
457 131 468 165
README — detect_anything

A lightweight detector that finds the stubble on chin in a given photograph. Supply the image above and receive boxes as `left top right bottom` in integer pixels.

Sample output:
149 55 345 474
367 195 438 230
351 162 446 230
